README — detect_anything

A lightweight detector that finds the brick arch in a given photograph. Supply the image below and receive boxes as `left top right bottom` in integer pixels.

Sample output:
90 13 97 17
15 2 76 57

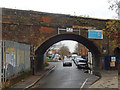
35 34 101 71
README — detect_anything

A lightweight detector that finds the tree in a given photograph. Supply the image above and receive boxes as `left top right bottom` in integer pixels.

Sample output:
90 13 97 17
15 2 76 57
57 45 70 57
108 0 120 16
105 20 120 48
105 0 120 48
108 0 120 74
74 43 88 56
74 43 81 55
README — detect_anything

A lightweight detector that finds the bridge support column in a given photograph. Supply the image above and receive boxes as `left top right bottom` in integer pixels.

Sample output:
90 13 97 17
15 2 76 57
93 54 105 69
35 54 44 72
93 54 105 77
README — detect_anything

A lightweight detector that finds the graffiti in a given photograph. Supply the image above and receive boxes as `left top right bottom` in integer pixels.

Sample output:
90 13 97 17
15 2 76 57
5 48 15 55
6 52 16 67
2 40 30 79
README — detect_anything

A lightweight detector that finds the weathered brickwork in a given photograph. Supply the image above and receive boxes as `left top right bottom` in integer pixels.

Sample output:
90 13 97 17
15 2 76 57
2 8 108 52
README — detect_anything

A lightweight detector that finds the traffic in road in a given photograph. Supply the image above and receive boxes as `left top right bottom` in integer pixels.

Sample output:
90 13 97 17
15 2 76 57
33 61 99 88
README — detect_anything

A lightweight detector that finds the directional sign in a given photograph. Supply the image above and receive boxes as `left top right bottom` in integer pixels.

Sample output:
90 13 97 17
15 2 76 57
58 28 74 34
110 62 115 67
88 30 103 39
111 57 116 62
66 28 73 32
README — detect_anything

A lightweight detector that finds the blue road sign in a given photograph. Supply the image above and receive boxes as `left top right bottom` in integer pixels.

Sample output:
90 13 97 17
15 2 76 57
88 30 103 39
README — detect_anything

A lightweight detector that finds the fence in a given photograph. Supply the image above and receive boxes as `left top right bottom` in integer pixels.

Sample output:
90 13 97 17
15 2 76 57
1 40 30 82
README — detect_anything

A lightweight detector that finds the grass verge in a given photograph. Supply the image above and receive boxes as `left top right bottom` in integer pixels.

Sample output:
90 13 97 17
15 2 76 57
46 59 56 62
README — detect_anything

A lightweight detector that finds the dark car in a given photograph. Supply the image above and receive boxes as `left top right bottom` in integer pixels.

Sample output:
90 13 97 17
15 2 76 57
63 57 72 66
74 56 89 69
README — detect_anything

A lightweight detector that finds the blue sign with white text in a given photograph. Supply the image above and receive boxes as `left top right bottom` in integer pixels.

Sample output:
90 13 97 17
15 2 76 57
88 30 103 39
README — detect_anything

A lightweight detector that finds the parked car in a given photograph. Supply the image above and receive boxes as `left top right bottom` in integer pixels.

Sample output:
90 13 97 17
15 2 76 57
74 56 82 63
72 54 78 60
74 56 89 69
63 57 72 66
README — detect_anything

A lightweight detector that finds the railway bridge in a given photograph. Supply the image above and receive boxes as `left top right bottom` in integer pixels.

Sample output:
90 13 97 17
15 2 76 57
1 8 116 72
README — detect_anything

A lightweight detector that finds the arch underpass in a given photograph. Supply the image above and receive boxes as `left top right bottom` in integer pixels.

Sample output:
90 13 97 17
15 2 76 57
35 34 101 71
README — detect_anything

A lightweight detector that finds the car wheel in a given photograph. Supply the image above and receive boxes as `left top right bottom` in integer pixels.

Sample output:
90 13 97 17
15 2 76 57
77 66 80 69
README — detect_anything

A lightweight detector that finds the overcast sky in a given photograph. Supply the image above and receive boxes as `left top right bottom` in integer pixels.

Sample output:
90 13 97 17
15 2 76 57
0 0 117 19
0 0 118 53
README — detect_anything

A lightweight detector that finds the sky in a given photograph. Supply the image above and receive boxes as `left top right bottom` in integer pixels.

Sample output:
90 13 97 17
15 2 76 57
0 0 118 52
0 0 117 19
52 40 78 53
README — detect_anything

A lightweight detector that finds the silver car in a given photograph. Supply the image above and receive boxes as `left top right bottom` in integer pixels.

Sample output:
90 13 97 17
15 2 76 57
63 57 72 66
74 56 89 69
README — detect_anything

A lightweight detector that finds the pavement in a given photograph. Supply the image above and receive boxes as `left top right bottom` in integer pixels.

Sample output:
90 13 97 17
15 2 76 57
10 64 55 89
89 70 119 89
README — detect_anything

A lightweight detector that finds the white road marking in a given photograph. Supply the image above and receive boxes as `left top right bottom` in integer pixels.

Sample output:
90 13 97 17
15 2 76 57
80 78 88 89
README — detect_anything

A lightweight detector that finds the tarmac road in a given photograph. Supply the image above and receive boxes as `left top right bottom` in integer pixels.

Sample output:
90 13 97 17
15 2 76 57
34 61 99 88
